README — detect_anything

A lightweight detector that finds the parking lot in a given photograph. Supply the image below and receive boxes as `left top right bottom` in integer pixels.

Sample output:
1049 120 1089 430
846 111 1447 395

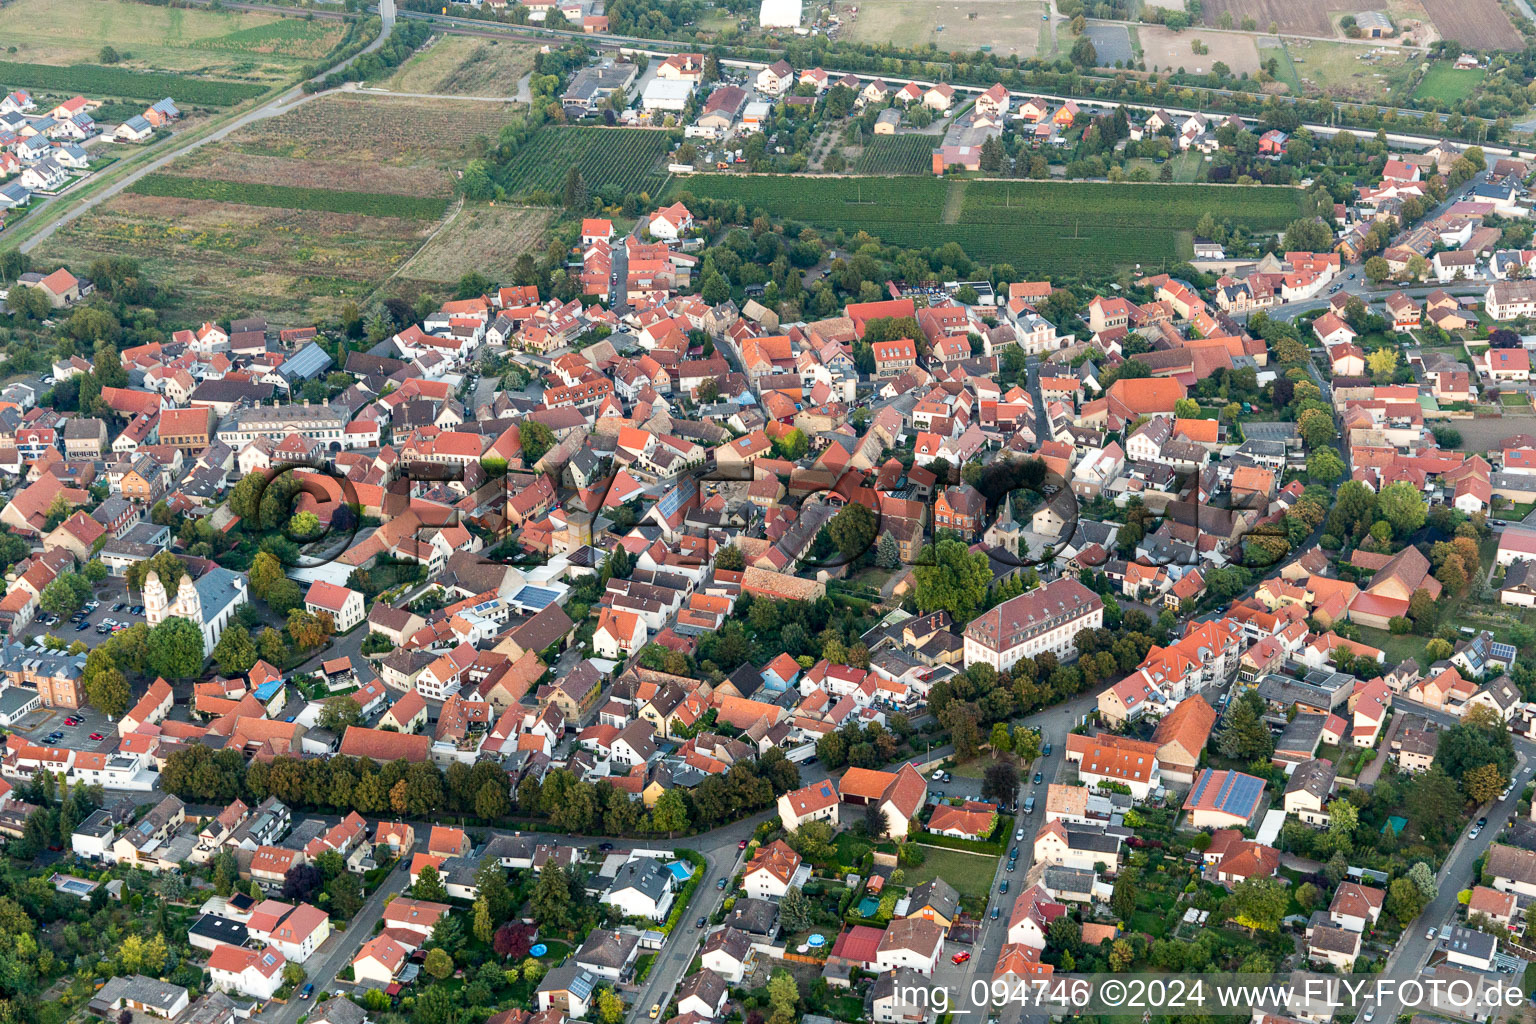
18 579 143 651
11 703 117 749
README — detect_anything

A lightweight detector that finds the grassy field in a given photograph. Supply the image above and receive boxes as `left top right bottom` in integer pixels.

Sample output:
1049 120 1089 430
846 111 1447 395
396 203 553 284
129 174 450 219
841 0 1048 56
162 148 454 198
0 0 344 83
1286 40 1416 101
1413 62 1485 104
0 60 268 106
34 193 432 325
670 175 1306 277
905 845 999 898
499 126 672 199
379 35 537 97
855 134 934 175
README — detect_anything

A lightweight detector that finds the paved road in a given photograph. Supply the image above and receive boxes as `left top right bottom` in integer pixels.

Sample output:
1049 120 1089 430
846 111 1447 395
266 851 412 1024
17 0 397 255
1369 697 1534 1021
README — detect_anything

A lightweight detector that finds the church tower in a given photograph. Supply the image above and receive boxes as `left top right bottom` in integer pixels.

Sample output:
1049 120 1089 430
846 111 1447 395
144 573 168 627
175 573 202 623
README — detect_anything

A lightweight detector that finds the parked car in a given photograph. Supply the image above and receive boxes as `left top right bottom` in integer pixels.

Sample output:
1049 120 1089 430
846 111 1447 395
999 880 1009 894
1041 742 1051 756
301 985 314 1000
951 951 971 965
1015 828 1024 840
47 731 63 742
650 1006 661 1019
696 917 706 929
990 906 999 920
89 733 104 741
1033 771 1043 785
1426 927 1437 940
717 879 728 889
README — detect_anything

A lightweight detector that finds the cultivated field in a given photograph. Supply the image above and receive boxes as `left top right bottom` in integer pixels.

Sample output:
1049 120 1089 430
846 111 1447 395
0 0 343 83
499 127 672 199
669 175 1306 277
1418 0 1518 50
1286 40 1416 101
397 204 554 285
1139 26 1263 76
232 94 520 167
1198 0 1332 37
1414 61 1485 103
129 175 450 220
1084 23 1134 66
0 60 267 106
34 194 431 325
379 35 538 97
840 0 1048 56
162 149 455 198
855 134 935 175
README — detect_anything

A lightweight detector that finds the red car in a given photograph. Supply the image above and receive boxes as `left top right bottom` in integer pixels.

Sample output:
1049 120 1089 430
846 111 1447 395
89 733 104 741
951 951 971 965
738 839 748 849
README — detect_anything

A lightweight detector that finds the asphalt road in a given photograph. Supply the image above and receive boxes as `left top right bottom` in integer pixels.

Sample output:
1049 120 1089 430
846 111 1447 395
1368 697 1535 1021
265 853 412 1024
17 0 397 255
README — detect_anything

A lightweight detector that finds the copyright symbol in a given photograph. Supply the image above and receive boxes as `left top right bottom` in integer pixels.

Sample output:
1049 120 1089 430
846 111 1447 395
1101 980 1126 1007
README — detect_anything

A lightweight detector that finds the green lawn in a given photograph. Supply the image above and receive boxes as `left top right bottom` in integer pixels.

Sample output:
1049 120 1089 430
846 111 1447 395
1414 63 1485 104
1350 624 1431 666
905 846 1000 899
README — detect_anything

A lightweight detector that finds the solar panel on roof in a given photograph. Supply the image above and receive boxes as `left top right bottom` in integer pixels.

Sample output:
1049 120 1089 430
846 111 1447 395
1493 642 1517 662
514 586 559 611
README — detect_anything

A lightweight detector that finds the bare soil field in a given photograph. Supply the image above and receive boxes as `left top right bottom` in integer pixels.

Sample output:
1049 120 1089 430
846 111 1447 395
1198 0 1332 37
230 94 519 166
36 194 430 325
841 0 1047 56
397 204 554 285
1417 0 1517 50
380 35 538 97
1138 25 1263 75
162 150 454 197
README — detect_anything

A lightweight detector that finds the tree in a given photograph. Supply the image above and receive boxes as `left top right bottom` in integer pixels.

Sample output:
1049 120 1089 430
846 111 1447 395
1387 877 1427 926
530 863 572 928
827 502 877 565
767 969 800 1024
1283 218 1332 252
84 559 108 582
1174 398 1201 419
653 788 689 835
1224 877 1288 932
319 696 364 733
779 886 813 933
1367 347 1398 377
1297 408 1336 449
989 722 1013 756
475 779 510 820
562 167 588 212
83 659 131 719
40 575 90 617
521 420 555 465
1070 34 1097 67
1463 762 1507 804
1217 691 1274 761
326 869 363 920
1407 861 1438 901
494 922 535 960
212 624 257 677
912 538 992 621
413 864 449 902
1377 480 1427 535
982 760 1020 805
716 545 745 571
1307 448 1344 484
1326 798 1359 848
283 863 323 903
1111 869 1138 918
423 947 455 981
863 802 890 839
147 616 206 679
597 989 625 1024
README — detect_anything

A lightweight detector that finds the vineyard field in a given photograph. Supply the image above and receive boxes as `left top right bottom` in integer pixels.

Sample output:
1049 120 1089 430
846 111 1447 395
129 174 449 219
499 127 671 199
0 60 267 106
856 135 934 175
669 175 1306 277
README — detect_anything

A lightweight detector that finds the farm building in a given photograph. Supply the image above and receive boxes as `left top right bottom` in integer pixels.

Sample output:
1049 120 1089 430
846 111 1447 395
1354 11 1394 35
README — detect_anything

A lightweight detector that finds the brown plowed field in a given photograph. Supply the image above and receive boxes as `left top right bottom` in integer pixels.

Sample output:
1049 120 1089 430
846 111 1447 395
1198 0 1332 37
1418 0 1518 50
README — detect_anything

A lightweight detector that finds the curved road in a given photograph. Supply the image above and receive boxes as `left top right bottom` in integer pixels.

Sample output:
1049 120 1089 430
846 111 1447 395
16 0 397 255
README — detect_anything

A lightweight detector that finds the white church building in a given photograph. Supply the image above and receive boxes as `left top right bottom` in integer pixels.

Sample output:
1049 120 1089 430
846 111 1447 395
145 568 250 657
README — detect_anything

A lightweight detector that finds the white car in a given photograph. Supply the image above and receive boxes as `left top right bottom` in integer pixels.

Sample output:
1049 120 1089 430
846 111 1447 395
1426 927 1437 941
1015 828 1024 841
